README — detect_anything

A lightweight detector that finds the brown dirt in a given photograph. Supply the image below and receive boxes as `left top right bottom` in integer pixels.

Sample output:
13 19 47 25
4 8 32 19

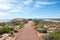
15 21 41 40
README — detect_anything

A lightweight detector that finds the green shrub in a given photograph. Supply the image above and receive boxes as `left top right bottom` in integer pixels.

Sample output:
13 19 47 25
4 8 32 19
0 27 11 35
23 19 28 24
36 28 47 33
0 22 6 26
49 31 60 40
19 23 24 29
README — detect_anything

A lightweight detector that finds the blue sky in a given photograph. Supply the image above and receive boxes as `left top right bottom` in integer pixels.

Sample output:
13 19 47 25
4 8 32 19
0 0 60 19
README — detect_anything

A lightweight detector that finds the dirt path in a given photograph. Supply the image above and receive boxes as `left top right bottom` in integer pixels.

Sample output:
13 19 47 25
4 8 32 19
15 21 40 40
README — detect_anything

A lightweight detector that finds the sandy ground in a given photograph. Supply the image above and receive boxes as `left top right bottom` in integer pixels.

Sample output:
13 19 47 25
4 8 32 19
15 21 41 40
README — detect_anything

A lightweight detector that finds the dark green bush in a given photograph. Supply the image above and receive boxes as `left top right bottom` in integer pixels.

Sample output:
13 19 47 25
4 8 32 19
0 27 11 35
36 28 47 33
13 29 18 33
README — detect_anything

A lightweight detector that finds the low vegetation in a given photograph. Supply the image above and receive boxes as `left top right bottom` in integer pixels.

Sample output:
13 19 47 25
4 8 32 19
0 27 11 35
0 18 28 39
33 19 60 40
48 31 60 40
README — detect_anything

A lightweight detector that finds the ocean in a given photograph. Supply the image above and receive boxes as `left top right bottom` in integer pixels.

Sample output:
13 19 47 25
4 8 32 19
0 19 11 22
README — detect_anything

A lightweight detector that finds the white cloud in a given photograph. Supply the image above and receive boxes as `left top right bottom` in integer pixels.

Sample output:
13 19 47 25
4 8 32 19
0 0 18 10
0 0 26 13
34 1 57 8
0 3 12 10
0 0 58 13
34 4 43 8
9 10 18 12
0 0 57 10
23 0 32 5
36 1 57 5
0 0 7 2
8 9 24 12
0 12 9 16
0 0 58 19
0 0 17 3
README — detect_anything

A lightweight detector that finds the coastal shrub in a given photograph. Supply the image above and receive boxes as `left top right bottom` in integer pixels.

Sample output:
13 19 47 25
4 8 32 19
13 29 18 33
36 28 47 33
49 31 60 40
0 22 6 26
23 19 28 24
0 27 11 35
41 34 52 40
9 31 15 37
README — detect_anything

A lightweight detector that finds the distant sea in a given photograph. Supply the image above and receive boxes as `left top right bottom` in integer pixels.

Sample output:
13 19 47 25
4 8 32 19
0 18 60 22
0 19 11 22
0 18 45 22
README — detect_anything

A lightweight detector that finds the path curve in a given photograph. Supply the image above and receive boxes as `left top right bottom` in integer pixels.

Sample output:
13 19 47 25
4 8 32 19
15 21 40 40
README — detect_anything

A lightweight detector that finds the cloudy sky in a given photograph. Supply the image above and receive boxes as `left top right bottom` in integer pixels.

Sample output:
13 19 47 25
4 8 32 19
0 0 60 19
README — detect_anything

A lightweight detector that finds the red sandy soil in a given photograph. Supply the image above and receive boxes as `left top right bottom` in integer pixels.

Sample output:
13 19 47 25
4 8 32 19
15 21 41 40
